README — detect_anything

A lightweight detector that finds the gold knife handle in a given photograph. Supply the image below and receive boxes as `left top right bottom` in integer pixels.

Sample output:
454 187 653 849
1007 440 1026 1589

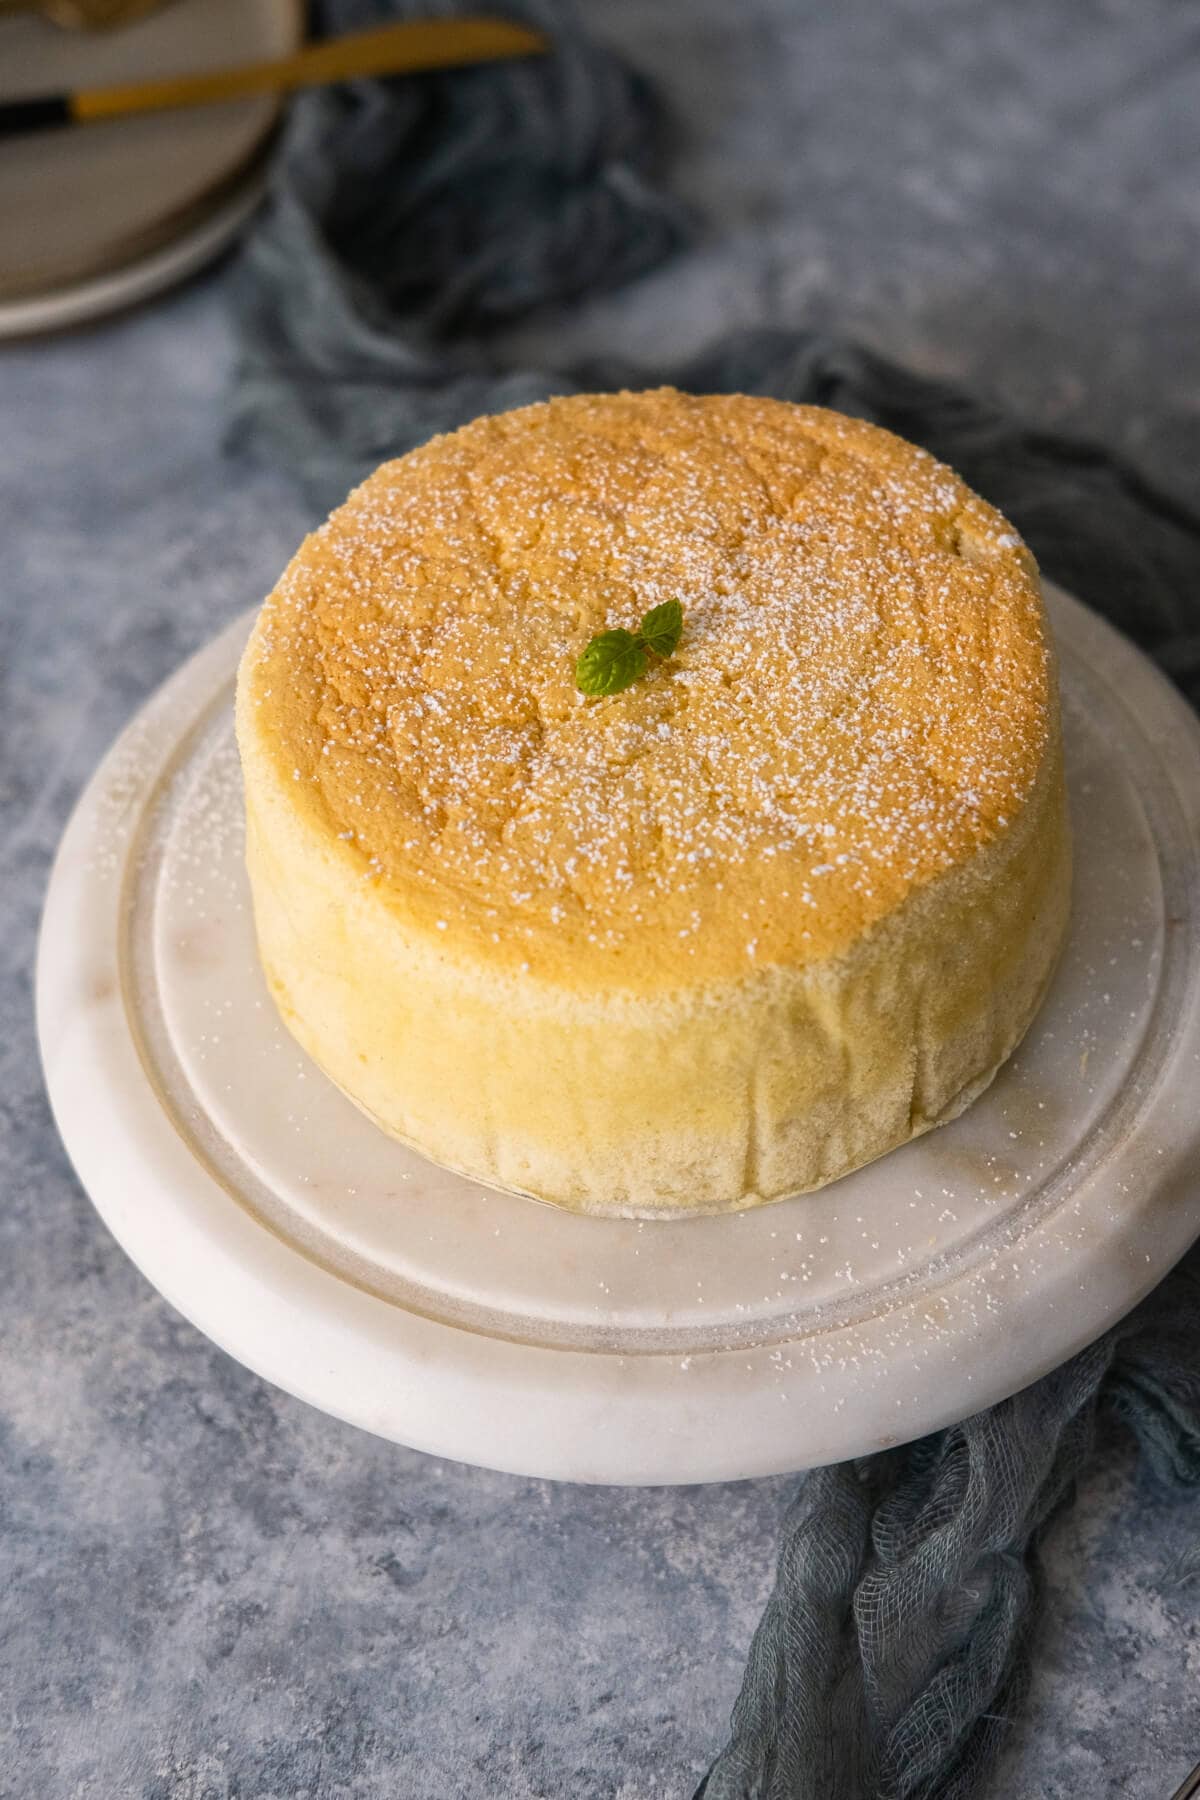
72 17 546 121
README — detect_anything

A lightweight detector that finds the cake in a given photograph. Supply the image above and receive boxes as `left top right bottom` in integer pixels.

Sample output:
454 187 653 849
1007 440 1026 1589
235 389 1071 1216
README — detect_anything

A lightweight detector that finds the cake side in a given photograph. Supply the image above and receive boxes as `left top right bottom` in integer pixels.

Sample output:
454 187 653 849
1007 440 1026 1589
237 663 1070 1214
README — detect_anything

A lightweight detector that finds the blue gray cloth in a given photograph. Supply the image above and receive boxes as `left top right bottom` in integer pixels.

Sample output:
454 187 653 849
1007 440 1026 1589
229 4 1200 1794
696 1266 1200 1800
230 0 690 509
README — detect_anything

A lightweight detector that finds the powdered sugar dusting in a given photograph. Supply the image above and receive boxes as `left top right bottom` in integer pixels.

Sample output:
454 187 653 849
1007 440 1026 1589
246 389 1051 980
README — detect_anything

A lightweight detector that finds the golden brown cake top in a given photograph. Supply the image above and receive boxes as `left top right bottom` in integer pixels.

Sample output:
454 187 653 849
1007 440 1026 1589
241 389 1053 989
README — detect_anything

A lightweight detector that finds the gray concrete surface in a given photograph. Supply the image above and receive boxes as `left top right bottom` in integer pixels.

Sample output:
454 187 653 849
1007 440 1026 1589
2 1 1197 1794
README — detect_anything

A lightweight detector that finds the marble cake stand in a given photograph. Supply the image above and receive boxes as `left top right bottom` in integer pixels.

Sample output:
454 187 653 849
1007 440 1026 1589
36 587 1200 1485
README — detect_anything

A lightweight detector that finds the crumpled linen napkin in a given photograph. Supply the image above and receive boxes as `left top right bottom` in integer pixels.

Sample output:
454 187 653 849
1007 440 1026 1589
228 5 1200 1795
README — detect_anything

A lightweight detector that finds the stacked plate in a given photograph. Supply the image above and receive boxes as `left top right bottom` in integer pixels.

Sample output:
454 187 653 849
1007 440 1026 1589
0 0 301 336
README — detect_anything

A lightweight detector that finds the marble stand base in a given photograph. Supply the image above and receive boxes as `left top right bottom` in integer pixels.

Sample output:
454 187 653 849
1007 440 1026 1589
36 586 1200 1484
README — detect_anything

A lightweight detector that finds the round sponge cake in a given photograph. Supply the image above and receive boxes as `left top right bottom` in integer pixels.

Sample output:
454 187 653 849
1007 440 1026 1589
235 389 1071 1215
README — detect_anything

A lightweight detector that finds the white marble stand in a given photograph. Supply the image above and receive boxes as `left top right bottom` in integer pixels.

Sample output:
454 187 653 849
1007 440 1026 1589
36 587 1200 1484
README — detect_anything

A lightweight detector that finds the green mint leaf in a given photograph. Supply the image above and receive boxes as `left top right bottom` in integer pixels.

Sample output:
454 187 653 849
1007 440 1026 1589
574 603 684 697
575 628 647 696
639 598 684 658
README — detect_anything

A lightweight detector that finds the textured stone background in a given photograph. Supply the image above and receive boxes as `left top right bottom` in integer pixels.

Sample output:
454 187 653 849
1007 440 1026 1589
2 2 1198 1795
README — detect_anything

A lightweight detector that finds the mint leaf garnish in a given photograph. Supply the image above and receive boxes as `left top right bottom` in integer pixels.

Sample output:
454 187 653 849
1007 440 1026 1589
575 629 647 696
575 601 684 697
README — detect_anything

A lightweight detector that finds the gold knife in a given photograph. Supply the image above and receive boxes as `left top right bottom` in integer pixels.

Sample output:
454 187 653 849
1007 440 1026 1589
0 16 547 135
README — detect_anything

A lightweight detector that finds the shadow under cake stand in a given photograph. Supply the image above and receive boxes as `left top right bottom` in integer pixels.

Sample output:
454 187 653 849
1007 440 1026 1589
37 586 1200 1484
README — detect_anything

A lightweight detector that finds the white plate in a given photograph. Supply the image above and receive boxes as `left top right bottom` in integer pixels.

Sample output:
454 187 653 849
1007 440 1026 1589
0 168 267 337
36 586 1200 1484
0 0 300 332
